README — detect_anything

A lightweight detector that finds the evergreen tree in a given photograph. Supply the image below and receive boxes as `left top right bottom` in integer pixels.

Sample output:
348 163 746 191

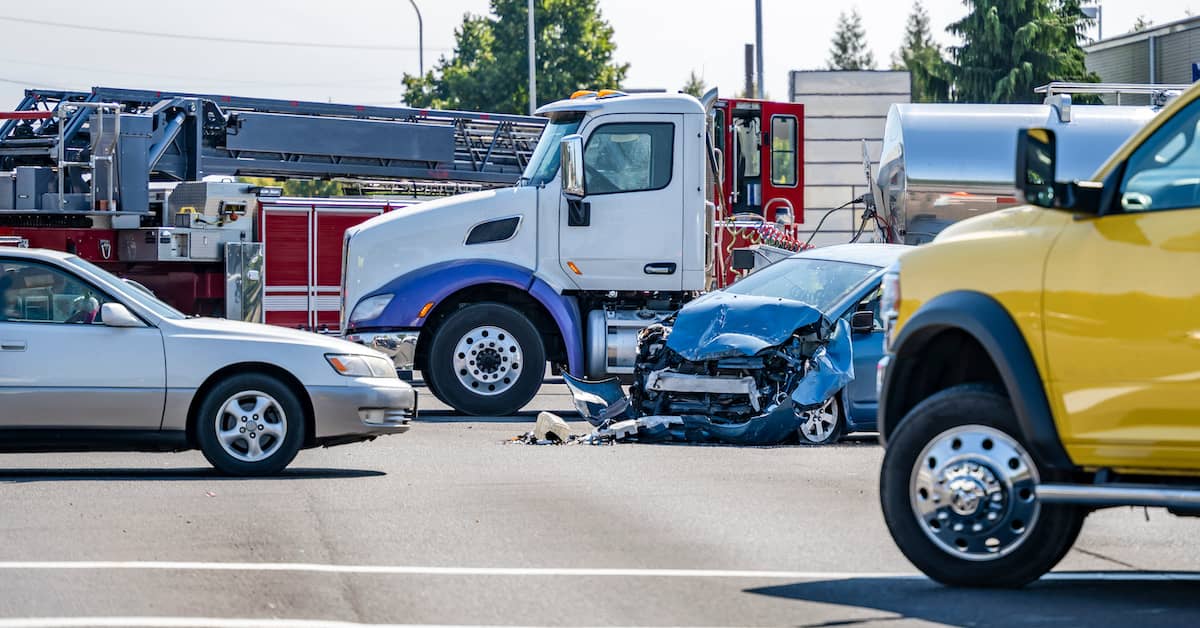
827 9 876 70
402 0 628 114
681 70 707 98
892 1 951 102
948 0 1099 103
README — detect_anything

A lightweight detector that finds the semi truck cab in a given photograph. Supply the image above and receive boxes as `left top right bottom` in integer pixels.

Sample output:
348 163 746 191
342 91 711 415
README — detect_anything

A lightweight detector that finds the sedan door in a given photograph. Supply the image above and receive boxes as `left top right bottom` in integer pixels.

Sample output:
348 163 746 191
844 284 885 425
0 258 166 429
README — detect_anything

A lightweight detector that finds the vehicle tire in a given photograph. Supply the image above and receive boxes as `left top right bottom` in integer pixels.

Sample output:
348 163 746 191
797 394 844 445
426 303 546 416
195 373 306 476
879 384 1085 588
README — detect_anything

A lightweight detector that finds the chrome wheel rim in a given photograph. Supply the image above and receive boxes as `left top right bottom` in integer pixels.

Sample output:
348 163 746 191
214 390 287 463
451 325 523 396
799 396 839 443
909 425 1040 561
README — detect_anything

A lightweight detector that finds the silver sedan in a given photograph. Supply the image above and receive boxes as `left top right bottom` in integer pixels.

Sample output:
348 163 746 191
0 247 415 475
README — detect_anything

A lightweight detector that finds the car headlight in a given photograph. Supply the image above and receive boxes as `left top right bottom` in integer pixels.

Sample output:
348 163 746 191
880 266 900 352
349 294 393 324
325 353 398 378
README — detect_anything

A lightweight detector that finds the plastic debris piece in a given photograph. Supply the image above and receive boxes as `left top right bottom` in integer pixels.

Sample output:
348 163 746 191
533 411 572 442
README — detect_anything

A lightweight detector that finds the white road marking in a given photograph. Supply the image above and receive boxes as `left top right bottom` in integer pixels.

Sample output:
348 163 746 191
0 560 1194 581
0 620 516 628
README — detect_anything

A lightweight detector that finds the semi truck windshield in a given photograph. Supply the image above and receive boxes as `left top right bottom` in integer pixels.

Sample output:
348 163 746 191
521 113 584 186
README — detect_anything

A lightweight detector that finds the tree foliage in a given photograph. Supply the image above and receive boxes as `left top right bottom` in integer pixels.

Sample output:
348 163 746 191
948 0 1098 103
239 177 343 197
1132 15 1153 32
827 9 876 70
681 70 707 98
892 1 951 102
402 0 628 114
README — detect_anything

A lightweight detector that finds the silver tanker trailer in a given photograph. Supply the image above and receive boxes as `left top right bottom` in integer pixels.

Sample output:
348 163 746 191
873 82 1189 244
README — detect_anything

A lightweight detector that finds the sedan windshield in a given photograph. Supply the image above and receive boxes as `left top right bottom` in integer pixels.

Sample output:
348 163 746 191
723 257 878 313
63 255 187 320
521 112 584 186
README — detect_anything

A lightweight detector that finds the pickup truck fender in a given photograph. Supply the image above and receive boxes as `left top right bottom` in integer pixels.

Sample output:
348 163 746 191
351 259 584 376
879 290 1073 471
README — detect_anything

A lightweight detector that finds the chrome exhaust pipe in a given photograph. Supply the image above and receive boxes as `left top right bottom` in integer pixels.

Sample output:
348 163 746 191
1038 483 1200 508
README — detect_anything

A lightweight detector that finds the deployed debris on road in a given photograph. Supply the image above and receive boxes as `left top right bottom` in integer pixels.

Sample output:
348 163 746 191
555 293 853 446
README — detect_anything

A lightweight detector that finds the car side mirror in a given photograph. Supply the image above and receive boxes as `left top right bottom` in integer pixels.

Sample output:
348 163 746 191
851 310 875 335
102 302 144 328
560 134 585 200
1015 128 1058 208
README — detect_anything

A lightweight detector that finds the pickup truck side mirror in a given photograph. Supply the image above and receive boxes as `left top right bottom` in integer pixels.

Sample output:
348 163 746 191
851 310 876 335
1015 128 1103 214
1015 128 1058 208
560 134 585 199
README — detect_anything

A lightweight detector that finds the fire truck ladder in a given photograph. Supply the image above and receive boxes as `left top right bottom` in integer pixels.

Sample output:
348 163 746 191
0 86 548 214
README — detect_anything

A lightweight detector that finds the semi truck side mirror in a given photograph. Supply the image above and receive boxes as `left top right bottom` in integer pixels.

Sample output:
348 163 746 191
560 135 586 199
1015 128 1058 208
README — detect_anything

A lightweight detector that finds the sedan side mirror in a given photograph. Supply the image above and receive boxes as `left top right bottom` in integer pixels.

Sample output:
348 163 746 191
102 302 145 328
851 310 876 335
560 134 585 200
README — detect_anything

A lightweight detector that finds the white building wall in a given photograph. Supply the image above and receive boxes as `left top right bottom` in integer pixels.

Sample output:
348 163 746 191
791 70 911 247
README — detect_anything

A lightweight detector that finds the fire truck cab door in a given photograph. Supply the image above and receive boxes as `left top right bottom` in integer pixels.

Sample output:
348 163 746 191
759 101 804 224
558 114 685 291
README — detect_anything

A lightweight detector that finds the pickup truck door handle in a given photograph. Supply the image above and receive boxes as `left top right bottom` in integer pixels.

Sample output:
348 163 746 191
644 263 677 275
1 339 26 351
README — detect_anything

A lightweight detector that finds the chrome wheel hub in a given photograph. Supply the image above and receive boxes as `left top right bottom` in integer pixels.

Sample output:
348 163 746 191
215 390 287 463
799 397 839 443
910 425 1040 561
452 325 523 396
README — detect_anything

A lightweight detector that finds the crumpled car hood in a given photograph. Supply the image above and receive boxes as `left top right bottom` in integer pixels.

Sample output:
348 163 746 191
665 293 826 361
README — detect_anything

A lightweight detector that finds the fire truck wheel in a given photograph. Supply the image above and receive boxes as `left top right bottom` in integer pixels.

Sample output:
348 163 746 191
195 373 305 476
427 303 545 416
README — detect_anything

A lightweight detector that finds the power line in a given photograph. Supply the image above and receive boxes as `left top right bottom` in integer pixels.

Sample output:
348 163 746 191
0 15 441 52
0 56 399 88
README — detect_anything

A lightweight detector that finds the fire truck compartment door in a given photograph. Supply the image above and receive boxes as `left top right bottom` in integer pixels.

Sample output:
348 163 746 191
558 114 685 291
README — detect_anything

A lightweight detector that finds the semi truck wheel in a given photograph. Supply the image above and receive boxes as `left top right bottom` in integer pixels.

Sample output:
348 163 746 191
426 303 545 416
879 384 1085 587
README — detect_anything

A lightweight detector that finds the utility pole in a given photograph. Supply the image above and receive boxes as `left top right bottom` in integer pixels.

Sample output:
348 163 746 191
744 44 755 99
408 0 424 76
528 0 537 115
755 0 764 99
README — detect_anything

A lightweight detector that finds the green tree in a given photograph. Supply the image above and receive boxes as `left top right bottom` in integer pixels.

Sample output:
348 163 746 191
403 0 628 114
827 9 876 70
1132 15 1153 32
682 70 707 98
891 1 951 102
948 0 1099 103
239 177 344 197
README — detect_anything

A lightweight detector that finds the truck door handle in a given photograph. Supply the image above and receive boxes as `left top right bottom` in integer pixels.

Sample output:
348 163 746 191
644 263 676 275
1 339 26 351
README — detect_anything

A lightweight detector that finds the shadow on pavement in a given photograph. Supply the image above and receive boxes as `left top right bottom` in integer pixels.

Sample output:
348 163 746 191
416 410 580 423
746 574 1200 627
0 467 385 483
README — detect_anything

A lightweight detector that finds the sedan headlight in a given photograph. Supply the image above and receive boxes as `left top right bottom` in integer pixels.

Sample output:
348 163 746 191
349 294 393 324
325 353 398 378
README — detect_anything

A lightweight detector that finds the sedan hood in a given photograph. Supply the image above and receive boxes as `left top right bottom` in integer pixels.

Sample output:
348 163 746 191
165 317 380 355
665 293 827 361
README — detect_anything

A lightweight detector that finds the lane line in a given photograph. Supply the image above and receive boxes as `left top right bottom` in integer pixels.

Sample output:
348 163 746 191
0 620 506 628
0 561 1194 581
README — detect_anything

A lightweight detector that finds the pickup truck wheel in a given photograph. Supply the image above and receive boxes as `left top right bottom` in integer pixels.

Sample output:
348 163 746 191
195 373 305 476
879 384 1084 587
797 394 843 445
427 303 545 416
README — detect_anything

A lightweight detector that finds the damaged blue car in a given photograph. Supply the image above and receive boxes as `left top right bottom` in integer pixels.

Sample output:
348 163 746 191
563 244 908 446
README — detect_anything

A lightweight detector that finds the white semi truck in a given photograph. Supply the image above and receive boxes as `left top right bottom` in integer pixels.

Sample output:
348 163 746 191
342 90 807 415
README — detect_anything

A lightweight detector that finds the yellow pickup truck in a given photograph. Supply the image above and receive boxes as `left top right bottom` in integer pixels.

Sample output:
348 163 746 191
876 83 1200 587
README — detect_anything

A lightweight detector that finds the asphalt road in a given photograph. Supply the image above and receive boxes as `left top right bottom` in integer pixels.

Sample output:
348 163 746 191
0 381 1198 627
